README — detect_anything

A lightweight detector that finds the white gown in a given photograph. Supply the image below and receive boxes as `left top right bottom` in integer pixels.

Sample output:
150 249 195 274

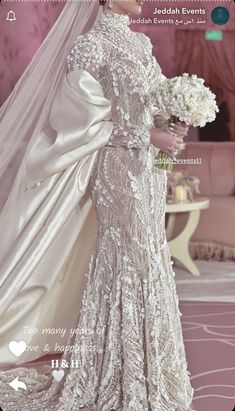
0 10 194 411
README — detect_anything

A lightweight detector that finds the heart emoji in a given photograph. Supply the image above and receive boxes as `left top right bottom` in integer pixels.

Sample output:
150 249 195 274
9 341 27 357
52 370 65 382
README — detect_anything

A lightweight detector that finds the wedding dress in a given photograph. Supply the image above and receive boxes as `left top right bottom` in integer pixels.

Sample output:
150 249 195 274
0 10 194 411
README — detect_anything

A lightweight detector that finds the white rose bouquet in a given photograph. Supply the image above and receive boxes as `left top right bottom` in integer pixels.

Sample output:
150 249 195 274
154 73 219 171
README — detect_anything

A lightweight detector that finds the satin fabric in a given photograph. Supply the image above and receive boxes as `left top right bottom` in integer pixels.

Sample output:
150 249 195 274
0 69 113 364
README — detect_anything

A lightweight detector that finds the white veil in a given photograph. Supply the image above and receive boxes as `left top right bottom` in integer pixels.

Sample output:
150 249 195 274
0 0 112 367
0 0 101 210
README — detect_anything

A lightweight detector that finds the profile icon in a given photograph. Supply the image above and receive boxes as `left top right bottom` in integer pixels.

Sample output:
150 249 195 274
211 7 230 25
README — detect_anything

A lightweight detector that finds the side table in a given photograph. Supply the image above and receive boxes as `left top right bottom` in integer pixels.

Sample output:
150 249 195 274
165 197 210 276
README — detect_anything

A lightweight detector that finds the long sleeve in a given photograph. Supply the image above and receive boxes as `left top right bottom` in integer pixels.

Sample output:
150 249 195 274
149 60 168 118
139 34 169 119
26 34 113 190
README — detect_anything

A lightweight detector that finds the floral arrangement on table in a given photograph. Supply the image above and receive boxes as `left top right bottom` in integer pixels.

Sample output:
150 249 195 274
154 73 219 171
167 170 200 203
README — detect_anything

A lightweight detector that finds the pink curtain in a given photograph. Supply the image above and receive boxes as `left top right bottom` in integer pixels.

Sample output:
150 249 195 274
175 30 235 140
204 31 235 94
204 31 235 140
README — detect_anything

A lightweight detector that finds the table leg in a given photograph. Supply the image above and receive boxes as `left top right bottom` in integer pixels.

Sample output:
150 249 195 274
166 213 176 240
168 210 201 276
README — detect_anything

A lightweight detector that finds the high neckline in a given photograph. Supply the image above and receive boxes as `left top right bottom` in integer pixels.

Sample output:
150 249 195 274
99 10 130 27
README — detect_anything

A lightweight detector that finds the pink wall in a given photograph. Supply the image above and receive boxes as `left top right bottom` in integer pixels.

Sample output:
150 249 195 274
0 3 64 104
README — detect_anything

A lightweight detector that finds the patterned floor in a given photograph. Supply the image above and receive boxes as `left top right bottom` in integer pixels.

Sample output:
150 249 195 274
180 301 235 411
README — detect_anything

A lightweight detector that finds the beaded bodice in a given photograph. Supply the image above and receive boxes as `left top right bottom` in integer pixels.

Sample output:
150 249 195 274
67 10 166 148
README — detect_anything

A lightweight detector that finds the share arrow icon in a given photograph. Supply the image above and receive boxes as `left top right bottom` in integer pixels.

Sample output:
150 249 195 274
9 377 27 391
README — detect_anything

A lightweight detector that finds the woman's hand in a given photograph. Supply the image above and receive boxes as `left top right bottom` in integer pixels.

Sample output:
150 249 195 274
150 128 186 157
150 120 189 156
169 121 189 139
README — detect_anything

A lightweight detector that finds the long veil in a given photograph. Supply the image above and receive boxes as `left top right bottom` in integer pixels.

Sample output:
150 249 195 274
0 0 100 211
0 1 105 408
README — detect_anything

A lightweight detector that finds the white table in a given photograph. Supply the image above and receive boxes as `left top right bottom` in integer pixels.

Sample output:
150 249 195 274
165 197 210 276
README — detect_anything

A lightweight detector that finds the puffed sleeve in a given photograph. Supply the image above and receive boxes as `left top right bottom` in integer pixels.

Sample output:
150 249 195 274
26 34 113 189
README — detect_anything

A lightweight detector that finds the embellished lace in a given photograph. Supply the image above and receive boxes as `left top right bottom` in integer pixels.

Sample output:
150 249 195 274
0 10 194 411
67 10 165 133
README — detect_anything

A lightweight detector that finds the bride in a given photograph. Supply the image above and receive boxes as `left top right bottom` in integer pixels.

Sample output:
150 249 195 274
0 0 194 410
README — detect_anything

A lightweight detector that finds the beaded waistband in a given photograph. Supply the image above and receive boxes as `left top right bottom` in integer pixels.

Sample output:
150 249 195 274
106 124 151 149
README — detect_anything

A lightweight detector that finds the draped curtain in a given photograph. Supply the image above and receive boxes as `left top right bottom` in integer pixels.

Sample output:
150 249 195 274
175 30 235 141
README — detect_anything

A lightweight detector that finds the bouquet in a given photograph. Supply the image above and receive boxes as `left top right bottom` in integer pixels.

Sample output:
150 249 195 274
154 73 219 171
